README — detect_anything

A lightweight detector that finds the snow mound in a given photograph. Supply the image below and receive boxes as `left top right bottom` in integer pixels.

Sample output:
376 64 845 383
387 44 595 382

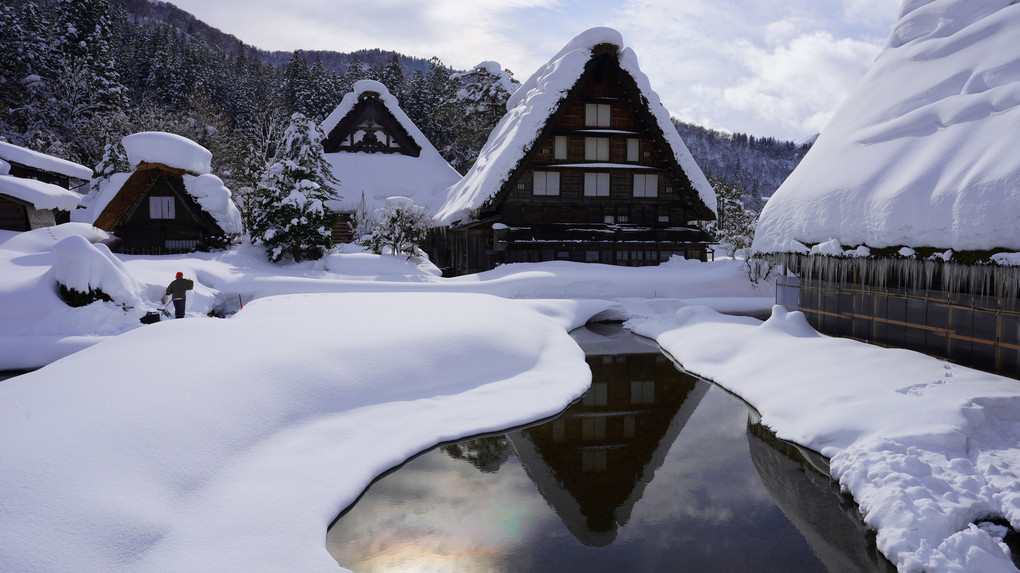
183 173 243 235
122 132 212 175
435 26 715 226
0 175 81 211
52 234 145 307
753 1 1020 254
0 293 592 573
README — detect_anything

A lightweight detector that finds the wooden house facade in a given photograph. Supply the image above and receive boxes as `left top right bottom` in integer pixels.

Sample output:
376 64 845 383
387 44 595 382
432 38 715 275
92 162 229 254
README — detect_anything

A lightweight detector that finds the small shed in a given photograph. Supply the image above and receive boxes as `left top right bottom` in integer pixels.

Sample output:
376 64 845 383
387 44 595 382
74 132 242 254
0 142 91 231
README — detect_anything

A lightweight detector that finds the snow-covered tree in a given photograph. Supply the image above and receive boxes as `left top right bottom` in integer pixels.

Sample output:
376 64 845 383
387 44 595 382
0 0 57 145
248 113 340 262
90 138 130 194
449 62 518 172
706 176 758 258
361 198 433 258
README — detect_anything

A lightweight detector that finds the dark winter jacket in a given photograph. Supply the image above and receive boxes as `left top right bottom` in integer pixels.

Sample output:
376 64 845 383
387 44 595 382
166 277 194 300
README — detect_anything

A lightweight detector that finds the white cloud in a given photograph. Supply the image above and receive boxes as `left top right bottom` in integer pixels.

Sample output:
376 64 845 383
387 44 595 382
163 0 898 140
722 32 882 134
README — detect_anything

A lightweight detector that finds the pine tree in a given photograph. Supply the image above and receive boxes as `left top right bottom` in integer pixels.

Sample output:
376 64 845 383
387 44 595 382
49 0 129 164
449 62 518 172
0 0 57 145
706 176 758 258
248 113 340 262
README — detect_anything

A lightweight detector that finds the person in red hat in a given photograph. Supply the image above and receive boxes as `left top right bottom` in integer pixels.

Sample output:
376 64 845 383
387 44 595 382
165 272 194 318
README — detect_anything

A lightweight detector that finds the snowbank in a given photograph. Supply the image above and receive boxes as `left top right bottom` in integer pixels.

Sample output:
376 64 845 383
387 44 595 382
122 132 212 175
630 305 1020 572
753 1 1020 254
320 80 462 215
435 27 715 226
0 140 93 180
52 234 146 307
0 175 81 211
0 293 597 573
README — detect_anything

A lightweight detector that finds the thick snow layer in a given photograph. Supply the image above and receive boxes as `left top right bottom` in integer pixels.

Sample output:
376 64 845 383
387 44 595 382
183 173 243 234
5 224 1019 572
52 234 146 307
0 293 596 573
320 80 462 215
0 140 93 180
435 27 715 226
630 305 1020 572
122 132 212 175
754 1 1020 253
0 174 82 211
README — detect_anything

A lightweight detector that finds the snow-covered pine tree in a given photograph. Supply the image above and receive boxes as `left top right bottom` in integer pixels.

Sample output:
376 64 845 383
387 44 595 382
361 198 433 258
248 113 341 263
50 0 130 164
0 0 57 146
706 176 758 258
90 138 130 193
449 62 518 172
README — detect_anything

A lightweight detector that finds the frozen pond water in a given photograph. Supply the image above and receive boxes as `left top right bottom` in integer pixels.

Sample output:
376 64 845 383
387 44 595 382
326 325 895 572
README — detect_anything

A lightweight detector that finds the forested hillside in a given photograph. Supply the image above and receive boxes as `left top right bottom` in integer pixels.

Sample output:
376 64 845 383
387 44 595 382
675 120 810 212
2 0 806 217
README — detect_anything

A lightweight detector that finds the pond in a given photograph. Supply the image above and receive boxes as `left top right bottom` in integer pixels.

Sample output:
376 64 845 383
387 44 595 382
325 324 896 572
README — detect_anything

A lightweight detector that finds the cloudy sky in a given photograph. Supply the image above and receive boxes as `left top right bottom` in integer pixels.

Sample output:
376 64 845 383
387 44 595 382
163 0 902 141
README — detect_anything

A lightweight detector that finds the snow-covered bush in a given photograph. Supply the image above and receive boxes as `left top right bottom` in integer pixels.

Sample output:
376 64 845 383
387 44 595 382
52 234 145 308
361 197 433 258
248 113 340 262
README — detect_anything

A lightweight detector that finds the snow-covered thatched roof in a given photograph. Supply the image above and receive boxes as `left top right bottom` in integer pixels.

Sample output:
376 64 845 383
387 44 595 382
753 0 1020 257
73 133 241 235
0 141 93 181
434 27 715 227
319 80 462 216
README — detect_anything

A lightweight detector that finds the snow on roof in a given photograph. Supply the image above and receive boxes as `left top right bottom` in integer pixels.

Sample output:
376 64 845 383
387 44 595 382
434 27 715 226
122 132 212 175
183 173 243 235
0 175 82 211
752 1 1020 254
71 173 130 225
320 80 462 215
0 141 93 181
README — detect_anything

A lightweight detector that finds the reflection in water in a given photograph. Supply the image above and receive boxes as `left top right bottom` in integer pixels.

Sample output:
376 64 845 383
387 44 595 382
747 421 897 572
509 350 705 546
327 326 888 572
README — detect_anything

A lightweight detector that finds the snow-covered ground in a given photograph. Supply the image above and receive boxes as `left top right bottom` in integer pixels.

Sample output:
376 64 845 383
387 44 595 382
1 224 1018 572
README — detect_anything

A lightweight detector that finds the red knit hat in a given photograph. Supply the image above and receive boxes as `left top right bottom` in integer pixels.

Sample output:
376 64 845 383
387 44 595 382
176 271 183 278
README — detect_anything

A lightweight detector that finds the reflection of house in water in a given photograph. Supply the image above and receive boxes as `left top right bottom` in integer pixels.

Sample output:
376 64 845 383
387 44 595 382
746 421 897 573
509 339 707 546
